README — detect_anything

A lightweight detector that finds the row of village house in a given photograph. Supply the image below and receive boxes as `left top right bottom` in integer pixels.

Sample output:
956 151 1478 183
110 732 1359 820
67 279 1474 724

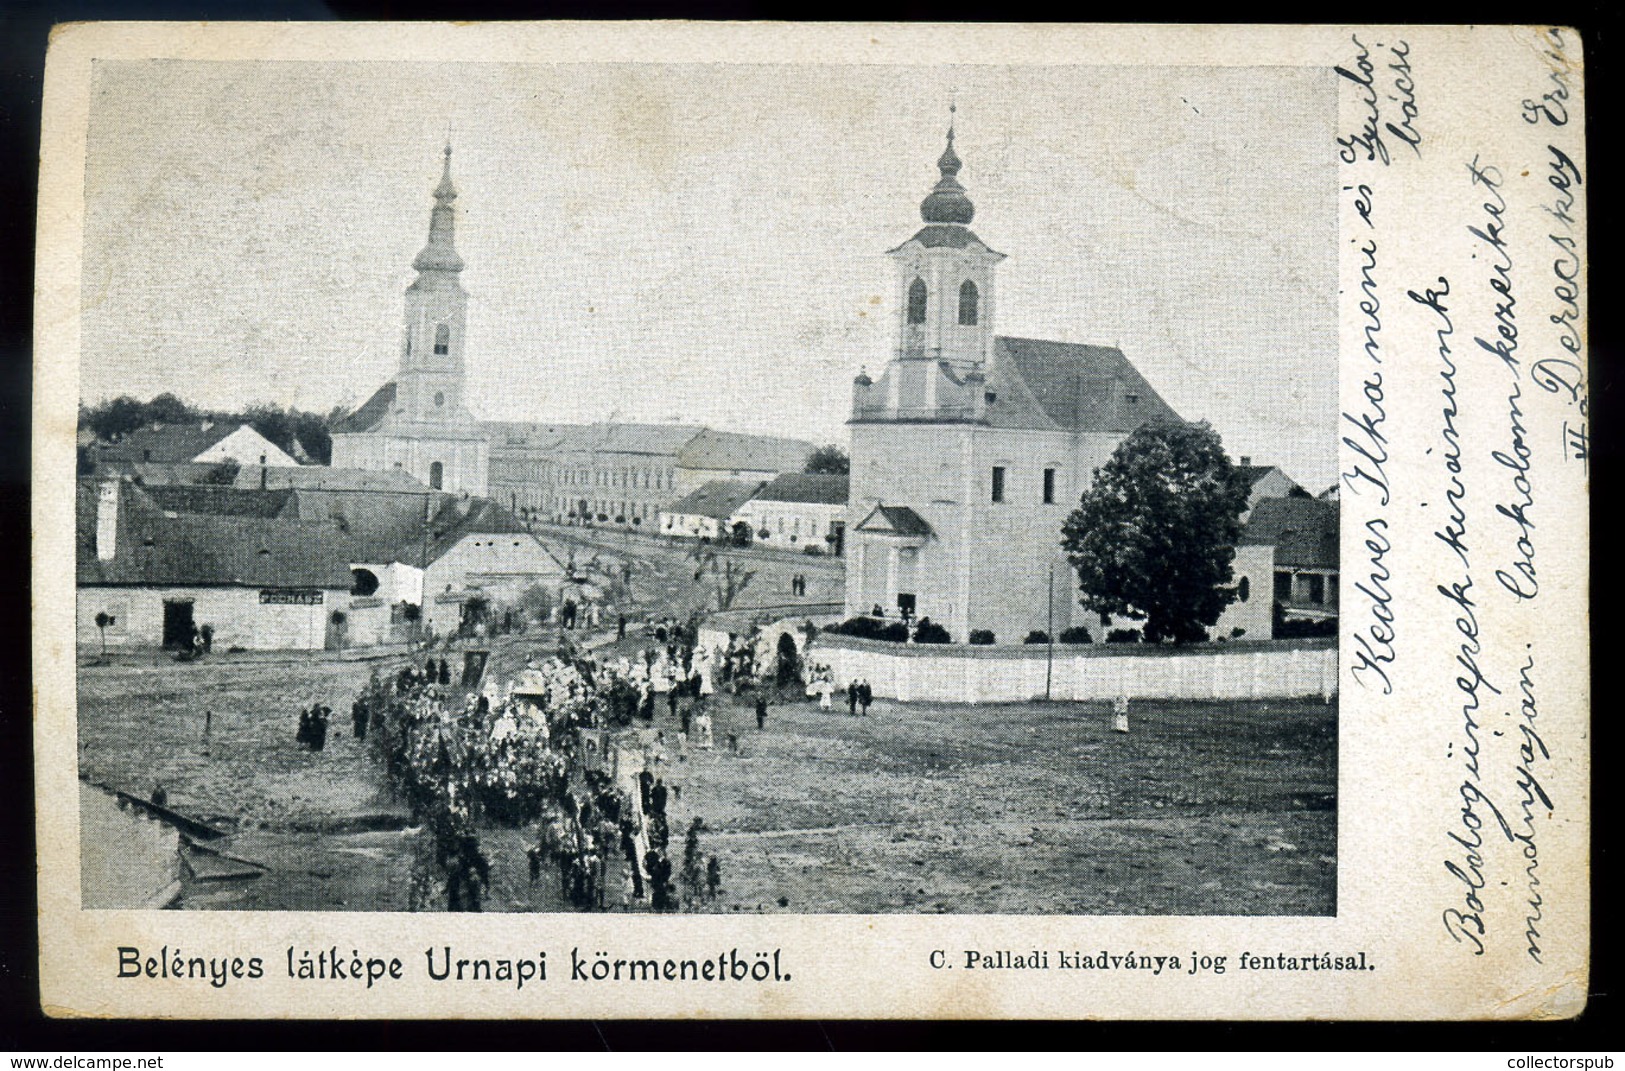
74 419 856 652
75 421 1337 654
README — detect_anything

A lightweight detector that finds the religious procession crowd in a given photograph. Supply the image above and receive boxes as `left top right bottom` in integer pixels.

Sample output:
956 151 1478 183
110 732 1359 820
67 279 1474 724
337 624 760 913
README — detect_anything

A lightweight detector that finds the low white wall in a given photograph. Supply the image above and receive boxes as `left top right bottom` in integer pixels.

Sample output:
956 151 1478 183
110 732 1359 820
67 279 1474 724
816 635 1337 704
77 586 345 651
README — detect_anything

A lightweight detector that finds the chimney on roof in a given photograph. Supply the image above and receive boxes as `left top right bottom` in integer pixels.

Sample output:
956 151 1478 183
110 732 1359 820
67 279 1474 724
96 477 120 562
1240 456 1252 467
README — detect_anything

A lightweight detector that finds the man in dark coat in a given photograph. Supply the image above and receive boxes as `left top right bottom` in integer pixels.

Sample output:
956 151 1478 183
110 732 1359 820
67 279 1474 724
858 680 873 716
847 680 859 716
638 769 655 814
755 694 768 730
650 778 668 817
438 658 451 686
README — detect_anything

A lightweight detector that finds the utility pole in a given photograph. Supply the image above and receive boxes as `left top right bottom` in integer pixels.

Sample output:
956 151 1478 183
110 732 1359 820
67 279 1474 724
1045 562 1056 701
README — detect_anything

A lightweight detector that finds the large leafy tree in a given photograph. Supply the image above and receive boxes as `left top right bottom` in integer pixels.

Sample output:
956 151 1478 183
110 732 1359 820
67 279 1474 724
803 444 850 475
1061 421 1249 644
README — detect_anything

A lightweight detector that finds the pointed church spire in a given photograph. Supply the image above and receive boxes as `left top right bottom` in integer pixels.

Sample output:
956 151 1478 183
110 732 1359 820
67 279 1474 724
920 104 974 225
414 143 465 274
434 141 457 201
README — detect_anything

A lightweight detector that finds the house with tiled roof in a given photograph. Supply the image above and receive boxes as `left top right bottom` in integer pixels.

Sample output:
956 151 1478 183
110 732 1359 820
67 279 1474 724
660 480 766 541
88 420 298 469
77 473 566 649
845 120 1195 643
375 496 565 637
731 473 849 554
76 478 354 651
1241 496 1340 623
1231 459 1306 517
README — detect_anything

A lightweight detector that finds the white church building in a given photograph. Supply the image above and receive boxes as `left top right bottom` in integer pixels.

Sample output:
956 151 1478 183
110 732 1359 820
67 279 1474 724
330 145 490 496
845 118 1192 644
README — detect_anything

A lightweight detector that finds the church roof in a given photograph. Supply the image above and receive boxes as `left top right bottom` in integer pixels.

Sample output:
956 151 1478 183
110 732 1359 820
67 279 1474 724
750 473 849 506
667 480 766 521
1240 496 1339 569
332 382 397 434
986 336 1183 433
412 145 465 274
919 122 975 225
854 504 934 538
888 224 1000 254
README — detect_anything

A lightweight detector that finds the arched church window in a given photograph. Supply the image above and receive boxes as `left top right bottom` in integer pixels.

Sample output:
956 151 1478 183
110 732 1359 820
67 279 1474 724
434 323 450 355
907 278 928 325
434 391 445 407
958 280 979 325
429 461 444 490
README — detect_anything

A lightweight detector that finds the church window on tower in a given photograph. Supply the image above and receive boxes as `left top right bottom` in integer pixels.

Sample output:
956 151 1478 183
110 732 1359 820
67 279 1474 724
434 323 450 355
907 278 928 325
429 461 444 490
958 280 979 325
434 391 445 407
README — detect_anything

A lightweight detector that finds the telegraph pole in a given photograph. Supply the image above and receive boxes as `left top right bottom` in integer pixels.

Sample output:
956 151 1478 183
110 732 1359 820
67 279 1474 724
1045 562 1056 701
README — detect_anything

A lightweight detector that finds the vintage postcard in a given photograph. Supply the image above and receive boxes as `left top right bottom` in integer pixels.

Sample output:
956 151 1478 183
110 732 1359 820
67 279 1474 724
33 22 1588 1019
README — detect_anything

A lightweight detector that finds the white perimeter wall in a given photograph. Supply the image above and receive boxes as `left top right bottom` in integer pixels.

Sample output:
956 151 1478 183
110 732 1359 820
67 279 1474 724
817 635 1337 704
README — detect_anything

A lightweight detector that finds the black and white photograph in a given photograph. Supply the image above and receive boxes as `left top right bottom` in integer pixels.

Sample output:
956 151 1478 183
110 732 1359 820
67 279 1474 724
69 58 1343 918
27 17 1595 1024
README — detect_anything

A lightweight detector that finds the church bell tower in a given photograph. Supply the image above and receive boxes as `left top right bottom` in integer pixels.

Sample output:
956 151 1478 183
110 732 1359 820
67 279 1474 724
888 111 1003 375
396 143 473 428
853 109 1005 421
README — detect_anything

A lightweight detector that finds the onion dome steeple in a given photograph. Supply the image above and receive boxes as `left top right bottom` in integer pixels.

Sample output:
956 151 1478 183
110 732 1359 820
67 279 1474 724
919 108 975 226
413 142 465 274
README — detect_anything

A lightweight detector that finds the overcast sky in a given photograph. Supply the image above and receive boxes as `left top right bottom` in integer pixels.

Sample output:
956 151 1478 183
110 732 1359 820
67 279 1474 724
81 60 1337 490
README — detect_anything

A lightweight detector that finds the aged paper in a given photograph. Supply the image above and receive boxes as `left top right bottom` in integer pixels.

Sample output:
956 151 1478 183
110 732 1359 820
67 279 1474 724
34 22 1588 1019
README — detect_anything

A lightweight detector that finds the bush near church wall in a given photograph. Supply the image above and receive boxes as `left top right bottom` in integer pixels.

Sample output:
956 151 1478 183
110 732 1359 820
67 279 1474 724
813 634 1337 705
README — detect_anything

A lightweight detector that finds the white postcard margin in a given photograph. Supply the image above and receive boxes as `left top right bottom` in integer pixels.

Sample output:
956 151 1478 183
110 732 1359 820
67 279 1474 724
32 21 1589 1020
